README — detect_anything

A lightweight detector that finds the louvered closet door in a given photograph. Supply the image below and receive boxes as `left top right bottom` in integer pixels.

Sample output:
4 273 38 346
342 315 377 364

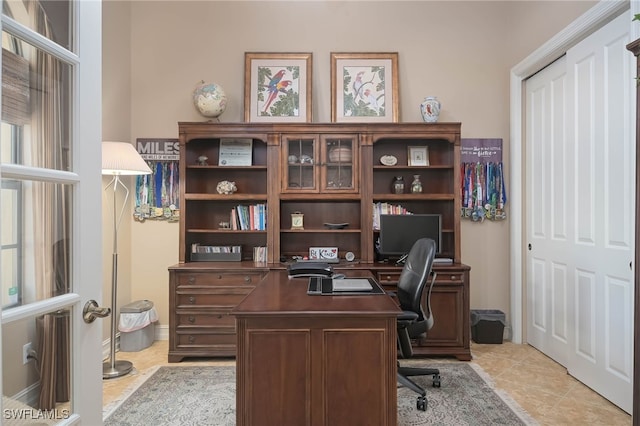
525 12 634 413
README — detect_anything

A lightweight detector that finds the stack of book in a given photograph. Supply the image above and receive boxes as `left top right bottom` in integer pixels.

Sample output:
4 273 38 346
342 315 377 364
231 204 266 230
252 246 267 263
190 244 241 261
372 202 412 230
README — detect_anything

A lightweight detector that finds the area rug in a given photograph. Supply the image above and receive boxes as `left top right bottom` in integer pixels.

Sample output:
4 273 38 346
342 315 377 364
103 363 537 426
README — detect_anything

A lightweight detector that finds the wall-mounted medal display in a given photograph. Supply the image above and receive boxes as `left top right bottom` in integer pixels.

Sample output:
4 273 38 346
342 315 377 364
460 138 507 223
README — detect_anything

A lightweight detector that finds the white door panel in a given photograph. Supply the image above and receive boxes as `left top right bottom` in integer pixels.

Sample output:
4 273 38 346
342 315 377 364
526 55 572 367
566 13 633 413
526 12 633 413
0 2 104 424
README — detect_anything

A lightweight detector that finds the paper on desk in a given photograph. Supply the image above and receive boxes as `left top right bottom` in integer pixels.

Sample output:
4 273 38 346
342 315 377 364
332 278 373 292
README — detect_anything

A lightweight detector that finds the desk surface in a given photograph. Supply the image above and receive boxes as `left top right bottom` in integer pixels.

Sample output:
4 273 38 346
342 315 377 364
233 270 400 317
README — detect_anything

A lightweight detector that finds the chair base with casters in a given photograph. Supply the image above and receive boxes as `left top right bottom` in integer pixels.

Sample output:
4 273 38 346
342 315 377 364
397 365 441 411
397 315 442 411
394 238 441 411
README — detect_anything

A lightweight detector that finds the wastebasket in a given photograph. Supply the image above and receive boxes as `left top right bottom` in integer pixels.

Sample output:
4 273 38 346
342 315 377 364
119 299 158 352
470 309 506 344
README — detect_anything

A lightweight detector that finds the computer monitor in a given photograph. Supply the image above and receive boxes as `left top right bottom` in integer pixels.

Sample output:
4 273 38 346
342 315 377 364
378 214 441 261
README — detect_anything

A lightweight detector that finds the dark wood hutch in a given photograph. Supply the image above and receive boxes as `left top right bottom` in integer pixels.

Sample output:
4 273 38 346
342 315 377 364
168 122 471 362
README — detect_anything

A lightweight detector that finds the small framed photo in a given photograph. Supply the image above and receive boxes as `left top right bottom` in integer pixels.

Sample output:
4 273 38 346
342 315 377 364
244 52 312 123
408 146 429 166
330 52 399 123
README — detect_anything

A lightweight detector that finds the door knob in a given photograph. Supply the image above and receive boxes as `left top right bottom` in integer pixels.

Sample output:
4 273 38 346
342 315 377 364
83 300 111 323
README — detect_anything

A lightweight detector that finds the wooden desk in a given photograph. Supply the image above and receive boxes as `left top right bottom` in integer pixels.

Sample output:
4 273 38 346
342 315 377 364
233 271 400 426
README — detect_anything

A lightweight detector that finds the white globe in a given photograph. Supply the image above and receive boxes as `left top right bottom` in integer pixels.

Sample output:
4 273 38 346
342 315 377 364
193 82 227 118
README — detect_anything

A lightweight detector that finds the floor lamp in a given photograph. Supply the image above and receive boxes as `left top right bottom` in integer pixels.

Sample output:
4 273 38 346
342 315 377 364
101 141 151 379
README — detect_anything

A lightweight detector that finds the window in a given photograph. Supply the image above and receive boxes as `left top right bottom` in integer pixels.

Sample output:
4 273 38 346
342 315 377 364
1 4 73 309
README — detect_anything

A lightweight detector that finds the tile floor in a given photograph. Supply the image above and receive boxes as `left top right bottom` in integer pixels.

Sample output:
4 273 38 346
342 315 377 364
103 340 631 425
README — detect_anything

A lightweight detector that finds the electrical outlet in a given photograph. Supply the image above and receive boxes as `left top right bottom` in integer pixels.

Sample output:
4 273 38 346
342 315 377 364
22 342 33 365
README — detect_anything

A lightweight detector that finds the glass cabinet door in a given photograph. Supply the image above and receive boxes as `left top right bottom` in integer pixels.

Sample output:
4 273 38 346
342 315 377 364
282 134 359 193
282 135 318 192
321 135 358 193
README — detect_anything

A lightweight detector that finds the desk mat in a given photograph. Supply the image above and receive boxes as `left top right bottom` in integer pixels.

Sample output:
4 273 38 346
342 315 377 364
307 277 385 295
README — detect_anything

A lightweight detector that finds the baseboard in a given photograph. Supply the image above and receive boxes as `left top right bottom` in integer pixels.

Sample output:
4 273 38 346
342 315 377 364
10 381 39 407
155 324 169 341
102 332 122 361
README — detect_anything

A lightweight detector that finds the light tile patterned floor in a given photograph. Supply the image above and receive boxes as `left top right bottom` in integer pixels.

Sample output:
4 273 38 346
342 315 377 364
103 340 632 425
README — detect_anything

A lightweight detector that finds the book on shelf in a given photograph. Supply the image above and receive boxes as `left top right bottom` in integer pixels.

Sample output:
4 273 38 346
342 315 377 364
372 202 413 230
253 246 267 263
230 204 267 230
191 243 241 254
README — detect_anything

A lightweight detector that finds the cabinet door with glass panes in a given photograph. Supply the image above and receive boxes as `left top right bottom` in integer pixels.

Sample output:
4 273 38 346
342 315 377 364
281 133 358 193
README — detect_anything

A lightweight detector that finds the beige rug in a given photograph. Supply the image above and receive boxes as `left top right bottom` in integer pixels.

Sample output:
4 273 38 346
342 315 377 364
104 363 537 425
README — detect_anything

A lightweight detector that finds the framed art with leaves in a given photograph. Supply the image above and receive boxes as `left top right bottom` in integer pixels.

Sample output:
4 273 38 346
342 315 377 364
244 52 312 123
330 52 399 123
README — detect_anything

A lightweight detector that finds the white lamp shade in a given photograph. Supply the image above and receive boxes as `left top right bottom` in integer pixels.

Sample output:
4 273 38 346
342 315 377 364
102 141 152 175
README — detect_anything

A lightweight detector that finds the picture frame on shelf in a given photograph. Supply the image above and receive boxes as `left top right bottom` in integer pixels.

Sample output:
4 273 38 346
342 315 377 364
219 138 252 166
244 52 313 123
408 146 429 166
330 52 399 123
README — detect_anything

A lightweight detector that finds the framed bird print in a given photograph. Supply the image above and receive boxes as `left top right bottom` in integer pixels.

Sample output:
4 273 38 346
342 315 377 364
244 52 313 123
330 52 399 123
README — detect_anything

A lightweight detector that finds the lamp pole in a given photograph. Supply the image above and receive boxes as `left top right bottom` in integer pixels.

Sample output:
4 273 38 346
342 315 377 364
103 174 133 379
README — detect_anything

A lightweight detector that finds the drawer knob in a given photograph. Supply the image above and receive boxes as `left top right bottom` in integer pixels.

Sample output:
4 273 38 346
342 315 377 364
188 276 195 284
217 274 223 279
244 276 252 283
188 335 195 343
188 316 195 323
189 296 195 304
217 314 223 319
450 275 456 280
386 275 391 280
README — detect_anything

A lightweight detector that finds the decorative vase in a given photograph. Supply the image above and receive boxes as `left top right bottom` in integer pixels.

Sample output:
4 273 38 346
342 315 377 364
420 96 441 123
410 175 423 193
392 176 405 194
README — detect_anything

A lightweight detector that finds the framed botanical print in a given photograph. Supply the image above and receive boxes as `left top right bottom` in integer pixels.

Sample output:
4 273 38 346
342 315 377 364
244 52 312 122
330 52 399 123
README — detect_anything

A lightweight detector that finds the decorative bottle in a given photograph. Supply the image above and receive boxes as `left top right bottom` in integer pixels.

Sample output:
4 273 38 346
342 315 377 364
392 176 405 194
410 175 423 193
420 96 441 123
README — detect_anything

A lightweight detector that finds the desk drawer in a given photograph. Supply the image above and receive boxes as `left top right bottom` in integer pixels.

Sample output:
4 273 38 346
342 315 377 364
176 291 250 308
377 271 446 285
175 330 236 347
376 271 401 285
435 272 464 285
175 311 236 328
177 271 265 287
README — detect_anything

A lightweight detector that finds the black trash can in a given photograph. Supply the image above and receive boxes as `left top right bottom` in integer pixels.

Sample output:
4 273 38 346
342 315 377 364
470 310 506 344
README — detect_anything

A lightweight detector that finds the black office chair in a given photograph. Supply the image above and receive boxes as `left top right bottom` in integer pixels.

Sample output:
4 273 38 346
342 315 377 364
395 237 441 411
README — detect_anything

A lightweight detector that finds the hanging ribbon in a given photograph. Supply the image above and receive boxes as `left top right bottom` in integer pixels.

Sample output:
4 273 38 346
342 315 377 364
460 161 507 222
460 138 507 222
134 160 180 222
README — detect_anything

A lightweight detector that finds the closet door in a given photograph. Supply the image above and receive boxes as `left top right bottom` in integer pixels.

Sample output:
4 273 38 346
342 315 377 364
525 55 571 369
525 12 634 413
